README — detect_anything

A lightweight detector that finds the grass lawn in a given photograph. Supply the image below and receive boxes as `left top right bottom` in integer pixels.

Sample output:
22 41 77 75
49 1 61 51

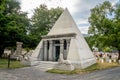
0 58 26 69
47 61 120 74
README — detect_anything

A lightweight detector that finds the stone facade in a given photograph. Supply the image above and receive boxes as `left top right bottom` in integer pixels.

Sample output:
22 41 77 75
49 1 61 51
40 33 75 61
29 8 96 69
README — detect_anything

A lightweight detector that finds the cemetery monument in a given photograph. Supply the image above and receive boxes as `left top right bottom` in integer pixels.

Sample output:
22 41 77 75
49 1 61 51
28 8 96 69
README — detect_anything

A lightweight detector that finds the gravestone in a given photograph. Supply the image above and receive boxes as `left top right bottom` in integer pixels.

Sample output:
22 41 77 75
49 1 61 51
10 42 23 60
105 56 109 63
112 54 117 63
100 58 104 63
16 42 23 55
119 60 120 64
109 59 112 63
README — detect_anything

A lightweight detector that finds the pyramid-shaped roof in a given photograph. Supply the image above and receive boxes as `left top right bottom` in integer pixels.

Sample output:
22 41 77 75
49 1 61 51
48 8 81 35
30 8 96 69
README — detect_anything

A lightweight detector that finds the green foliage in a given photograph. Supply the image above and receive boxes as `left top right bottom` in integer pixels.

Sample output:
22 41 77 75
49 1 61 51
47 69 77 74
0 0 5 13
0 58 25 69
0 1 64 57
85 36 94 50
103 47 112 52
0 1 63 57
0 0 30 57
29 4 63 44
88 1 120 58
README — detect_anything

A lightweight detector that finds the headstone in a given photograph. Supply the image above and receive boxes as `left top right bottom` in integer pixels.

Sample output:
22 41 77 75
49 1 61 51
109 59 112 63
105 56 109 63
113 59 116 63
119 60 120 64
16 42 23 55
112 54 117 63
100 58 104 63
10 42 23 60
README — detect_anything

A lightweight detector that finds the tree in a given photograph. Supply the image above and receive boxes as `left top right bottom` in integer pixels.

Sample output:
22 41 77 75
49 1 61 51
29 4 63 44
0 0 30 57
88 1 120 60
0 0 5 57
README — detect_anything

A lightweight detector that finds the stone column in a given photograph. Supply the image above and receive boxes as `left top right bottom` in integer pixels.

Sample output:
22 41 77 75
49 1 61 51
15 42 23 60
16 42 23 55
60 40 64 58
48 40 53 61
65 39 70 59
53 42 56 61
66 39 70 52
38 45 44 61
44 40 47 61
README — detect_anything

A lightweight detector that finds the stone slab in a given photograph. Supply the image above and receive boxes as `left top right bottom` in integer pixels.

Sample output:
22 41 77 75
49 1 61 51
54 63 74 71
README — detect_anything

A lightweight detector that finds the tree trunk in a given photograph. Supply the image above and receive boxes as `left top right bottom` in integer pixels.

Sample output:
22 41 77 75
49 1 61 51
118 50 120 60
0 45 5 58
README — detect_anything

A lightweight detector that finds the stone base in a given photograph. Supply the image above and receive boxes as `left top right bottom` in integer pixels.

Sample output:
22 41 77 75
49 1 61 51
54 63 74 71
119 60 120 64
21 60 30 66
71 58 96 69
10 55 21 60
21 60 40 66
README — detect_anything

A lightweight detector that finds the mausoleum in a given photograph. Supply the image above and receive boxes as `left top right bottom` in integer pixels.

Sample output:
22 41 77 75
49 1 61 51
29 8 96 69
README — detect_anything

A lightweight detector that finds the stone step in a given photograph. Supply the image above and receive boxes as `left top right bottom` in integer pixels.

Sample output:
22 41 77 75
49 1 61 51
34 61 58 71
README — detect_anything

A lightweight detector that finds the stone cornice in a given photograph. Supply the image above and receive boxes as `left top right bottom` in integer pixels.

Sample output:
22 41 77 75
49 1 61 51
42 33 76 39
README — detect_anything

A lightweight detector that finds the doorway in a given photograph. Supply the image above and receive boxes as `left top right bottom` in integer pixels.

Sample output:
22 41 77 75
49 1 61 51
54 40 60 61
55 46 60 61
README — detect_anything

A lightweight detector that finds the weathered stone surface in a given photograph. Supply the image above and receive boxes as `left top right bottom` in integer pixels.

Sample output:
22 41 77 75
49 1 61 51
54 53 74 70
54 63 74 71
119 60 120 64
16 42 23 55
21 60 31 66
28 8 96 69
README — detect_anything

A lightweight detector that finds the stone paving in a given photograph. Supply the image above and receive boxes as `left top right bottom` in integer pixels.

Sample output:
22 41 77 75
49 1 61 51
0 67 120 80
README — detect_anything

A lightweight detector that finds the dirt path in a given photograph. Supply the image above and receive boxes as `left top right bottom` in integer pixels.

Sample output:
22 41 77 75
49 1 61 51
0 67 120 80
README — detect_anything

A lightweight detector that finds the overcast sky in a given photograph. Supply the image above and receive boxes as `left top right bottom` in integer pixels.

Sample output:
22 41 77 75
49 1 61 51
21 0 117 34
